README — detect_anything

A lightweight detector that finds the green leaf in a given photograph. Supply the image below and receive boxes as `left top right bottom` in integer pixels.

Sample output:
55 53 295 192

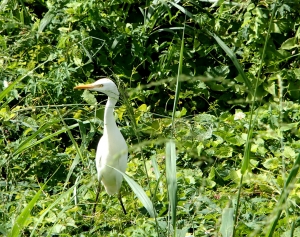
281 37 297 50
166 141 178 231
175 107 187 118
169 2 194 19
38 10 55 35
283 146 296 159
262 158 279 170
280 122 299 131
227 136 245 146
81 90 97 105
220 207 234 237
215 146 233 158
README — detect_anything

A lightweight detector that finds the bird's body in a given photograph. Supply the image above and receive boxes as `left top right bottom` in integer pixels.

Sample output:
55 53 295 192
74 78 128 212
96 102 127 195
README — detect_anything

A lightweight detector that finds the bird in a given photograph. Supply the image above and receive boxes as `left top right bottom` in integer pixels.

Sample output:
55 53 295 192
74 78 128 214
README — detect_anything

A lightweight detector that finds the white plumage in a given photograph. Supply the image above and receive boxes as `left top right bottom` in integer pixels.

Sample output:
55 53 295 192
74 78 128 213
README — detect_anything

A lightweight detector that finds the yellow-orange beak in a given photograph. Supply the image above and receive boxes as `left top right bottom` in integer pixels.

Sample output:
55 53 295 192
74 84 95 90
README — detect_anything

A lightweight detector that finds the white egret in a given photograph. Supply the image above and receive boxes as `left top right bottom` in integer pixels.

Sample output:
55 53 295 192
74 78 128 214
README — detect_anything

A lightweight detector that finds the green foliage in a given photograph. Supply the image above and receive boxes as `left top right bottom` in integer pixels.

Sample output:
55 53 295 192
8 185 44 237
1 0 300 236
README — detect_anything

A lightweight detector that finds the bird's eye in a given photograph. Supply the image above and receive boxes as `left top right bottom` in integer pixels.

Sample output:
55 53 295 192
98 84 103 88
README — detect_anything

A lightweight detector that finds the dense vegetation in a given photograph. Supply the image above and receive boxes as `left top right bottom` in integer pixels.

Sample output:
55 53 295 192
1 0 300 236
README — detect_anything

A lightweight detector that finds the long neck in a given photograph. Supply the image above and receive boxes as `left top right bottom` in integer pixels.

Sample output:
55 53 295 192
103 96 118 134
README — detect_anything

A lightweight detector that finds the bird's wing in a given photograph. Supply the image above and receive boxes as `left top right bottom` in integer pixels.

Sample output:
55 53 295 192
95 136 105 181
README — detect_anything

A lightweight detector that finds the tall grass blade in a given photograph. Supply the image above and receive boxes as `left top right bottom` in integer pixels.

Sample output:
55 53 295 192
151 155 161 182
59 119 84 187
166 141 177 234
38 10 54 35
44 88 86 188
0 57 53 104
207 31 254 96
241 4 278 184
65 154 80 189
13 121 87 155
265 153 300 237
241 128 253 174
197 0 243 6
169 2 194 19
8 184 45 237
170 1 253 99
111 166 156 218
171 19 185 132
13 120 59 155
151 155 164 194
73 176 80 205
167 14 185 236
30 185 76 237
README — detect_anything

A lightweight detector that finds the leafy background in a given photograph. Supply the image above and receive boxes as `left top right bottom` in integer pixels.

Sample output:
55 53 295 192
1 0 300 236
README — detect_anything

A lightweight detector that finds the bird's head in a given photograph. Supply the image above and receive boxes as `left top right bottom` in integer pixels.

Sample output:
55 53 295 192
74 78 119 99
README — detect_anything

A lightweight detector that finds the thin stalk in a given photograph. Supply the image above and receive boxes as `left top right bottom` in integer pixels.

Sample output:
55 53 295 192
117 79 159 234
45 88 85 189
232 174 243 237
233 2 278 235
171 21 185 135
166 19 185 237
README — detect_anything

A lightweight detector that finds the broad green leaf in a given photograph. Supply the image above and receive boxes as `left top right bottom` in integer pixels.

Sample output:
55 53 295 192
166 141 178 231
215 146 233 158
262 158 279 170
226 136 245 146
81 90 97 105
138 104 147 112
175 107 187 118
281 37 297 50
280 122 299 131
115 105 127 121
283 146 296 159
220 207 234 237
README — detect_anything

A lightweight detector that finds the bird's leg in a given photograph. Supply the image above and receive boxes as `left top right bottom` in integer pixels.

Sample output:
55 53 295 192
93 181 102 215
118 192 127 215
